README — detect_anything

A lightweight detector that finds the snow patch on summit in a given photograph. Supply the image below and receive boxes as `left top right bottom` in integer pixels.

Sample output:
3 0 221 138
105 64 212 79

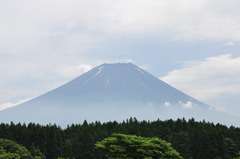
85 66 104 83
106 76 111 85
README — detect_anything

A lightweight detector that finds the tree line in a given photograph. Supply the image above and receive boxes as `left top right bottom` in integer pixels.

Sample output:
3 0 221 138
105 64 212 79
0 118 240 159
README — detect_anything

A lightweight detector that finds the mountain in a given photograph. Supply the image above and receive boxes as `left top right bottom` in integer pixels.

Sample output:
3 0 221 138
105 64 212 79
0 63 239 127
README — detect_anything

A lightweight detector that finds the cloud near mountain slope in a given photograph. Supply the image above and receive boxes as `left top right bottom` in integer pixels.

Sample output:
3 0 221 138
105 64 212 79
161 54 240 117
161 54 240 101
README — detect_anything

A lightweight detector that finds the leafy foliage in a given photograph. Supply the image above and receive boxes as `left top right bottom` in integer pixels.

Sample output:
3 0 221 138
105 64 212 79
96 133 183 159
0 138 42 159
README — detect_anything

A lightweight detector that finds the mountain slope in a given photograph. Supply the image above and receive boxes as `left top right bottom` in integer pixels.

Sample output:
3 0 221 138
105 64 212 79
0 63 238 127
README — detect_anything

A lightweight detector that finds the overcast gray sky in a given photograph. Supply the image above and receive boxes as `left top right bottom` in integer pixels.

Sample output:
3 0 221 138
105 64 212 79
1 0 240 118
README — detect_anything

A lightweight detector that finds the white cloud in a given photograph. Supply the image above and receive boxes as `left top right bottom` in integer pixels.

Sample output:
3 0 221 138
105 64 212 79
179 101 193 109
161 54 240 101
0 98 33 111
208 106 226 112
113 59 136 64
55 64 92 78
1 0 240 49
223 41 235 46
164 102 171 107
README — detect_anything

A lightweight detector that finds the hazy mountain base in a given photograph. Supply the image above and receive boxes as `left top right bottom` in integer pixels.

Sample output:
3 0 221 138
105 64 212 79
0 101 238 128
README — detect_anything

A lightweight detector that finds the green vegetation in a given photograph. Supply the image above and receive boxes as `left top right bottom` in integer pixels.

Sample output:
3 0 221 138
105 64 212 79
1 118 240 159
96 133 183 159
0 138 43 159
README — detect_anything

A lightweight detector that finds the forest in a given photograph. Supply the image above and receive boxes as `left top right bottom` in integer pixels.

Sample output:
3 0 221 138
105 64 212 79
0 118 240 159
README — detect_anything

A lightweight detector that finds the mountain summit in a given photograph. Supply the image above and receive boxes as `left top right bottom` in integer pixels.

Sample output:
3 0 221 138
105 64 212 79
0 63 238 127
41 63 205 106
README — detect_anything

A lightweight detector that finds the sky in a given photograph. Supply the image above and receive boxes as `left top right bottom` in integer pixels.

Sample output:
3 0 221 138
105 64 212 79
1 0 240 118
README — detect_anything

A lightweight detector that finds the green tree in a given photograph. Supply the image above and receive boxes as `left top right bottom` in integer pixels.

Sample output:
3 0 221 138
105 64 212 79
96 133 183 159
168 132 192 159
29 146 46 159
224 137 238 158
0 138 33 159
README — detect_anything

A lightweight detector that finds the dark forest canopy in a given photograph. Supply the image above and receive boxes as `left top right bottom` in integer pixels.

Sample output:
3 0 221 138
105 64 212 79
0 118 240 159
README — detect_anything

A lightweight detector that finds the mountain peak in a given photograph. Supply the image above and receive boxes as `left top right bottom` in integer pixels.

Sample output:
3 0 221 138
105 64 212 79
98 62 140 70
0 63 239 127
